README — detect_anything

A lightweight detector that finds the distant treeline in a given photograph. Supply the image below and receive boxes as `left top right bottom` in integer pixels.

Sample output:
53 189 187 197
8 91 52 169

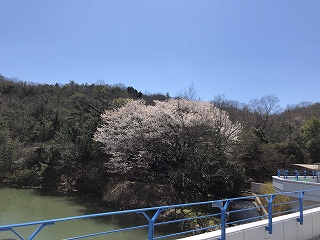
1 74 320 207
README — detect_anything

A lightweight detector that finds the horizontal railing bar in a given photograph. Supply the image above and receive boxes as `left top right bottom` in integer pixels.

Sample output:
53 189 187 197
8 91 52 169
64 224 149 240
228 206 260 214
2 192 292 229
227 215 264 225
154 224 219 240
154 212 220 227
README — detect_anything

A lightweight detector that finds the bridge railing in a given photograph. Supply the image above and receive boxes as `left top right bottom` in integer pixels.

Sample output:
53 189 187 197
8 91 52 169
277 169 320 182
1 187 320 240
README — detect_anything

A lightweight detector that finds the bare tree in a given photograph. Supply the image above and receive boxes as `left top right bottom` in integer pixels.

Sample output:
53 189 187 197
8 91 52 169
249 95 281 130
179 83 199 101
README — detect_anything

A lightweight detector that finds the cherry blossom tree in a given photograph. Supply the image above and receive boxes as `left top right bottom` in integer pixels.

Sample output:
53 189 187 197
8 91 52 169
94 98 244 200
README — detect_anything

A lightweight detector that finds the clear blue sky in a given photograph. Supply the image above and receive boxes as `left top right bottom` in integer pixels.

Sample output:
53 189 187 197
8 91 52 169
1 1 320 108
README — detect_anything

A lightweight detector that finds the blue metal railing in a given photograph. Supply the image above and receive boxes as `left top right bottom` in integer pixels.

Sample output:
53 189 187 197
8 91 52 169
2 175 320 240
277 169 320 182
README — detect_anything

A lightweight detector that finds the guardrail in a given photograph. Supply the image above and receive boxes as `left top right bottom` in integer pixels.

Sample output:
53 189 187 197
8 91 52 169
1 184 320 240
277 169 320 182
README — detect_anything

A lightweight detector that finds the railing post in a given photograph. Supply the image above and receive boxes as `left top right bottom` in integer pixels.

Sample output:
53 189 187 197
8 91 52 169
9 228 24 240
217 200 230 240
265 194 275 234
140 209 162 240
28 222 54 240
317 173 319 183
297 191 305 225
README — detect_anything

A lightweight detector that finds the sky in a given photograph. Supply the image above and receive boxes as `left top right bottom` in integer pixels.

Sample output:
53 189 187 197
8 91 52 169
1 1 320 108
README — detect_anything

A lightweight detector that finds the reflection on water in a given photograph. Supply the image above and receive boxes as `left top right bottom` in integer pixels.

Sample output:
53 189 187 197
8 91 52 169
0 187 173 240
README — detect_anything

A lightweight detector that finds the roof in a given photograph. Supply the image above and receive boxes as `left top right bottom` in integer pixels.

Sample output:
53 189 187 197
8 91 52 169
293 163 320 170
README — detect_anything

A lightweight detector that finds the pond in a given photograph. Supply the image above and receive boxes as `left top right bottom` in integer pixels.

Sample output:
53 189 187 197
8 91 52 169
0 187 171 240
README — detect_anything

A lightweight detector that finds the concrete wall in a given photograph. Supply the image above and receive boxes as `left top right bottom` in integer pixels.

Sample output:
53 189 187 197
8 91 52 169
273 176 320 202
177 207 320 240
251 182 264 194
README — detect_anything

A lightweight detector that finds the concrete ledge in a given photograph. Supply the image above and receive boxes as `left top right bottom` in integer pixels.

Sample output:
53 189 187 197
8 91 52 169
273 176 320 202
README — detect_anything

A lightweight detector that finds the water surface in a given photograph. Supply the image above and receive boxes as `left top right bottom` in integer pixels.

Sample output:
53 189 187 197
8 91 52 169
0 187 170 240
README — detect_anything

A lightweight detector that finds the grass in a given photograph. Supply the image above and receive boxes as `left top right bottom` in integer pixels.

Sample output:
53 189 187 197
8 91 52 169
259 182 291 215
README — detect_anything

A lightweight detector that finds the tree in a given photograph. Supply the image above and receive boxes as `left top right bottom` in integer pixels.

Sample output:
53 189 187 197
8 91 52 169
94 99 244 201
301 117 320 163
249 95 281 131
0 128 19 181
179 83 199 101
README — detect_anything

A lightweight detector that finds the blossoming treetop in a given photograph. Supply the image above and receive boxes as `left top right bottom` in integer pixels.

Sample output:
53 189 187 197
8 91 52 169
94 98 245 201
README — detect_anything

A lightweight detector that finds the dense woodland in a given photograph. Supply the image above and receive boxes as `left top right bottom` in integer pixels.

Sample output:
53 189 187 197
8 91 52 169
1 74 320 208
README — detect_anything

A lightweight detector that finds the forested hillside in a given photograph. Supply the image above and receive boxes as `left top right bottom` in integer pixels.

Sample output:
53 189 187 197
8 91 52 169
0 75 164 191
1 74 320 208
